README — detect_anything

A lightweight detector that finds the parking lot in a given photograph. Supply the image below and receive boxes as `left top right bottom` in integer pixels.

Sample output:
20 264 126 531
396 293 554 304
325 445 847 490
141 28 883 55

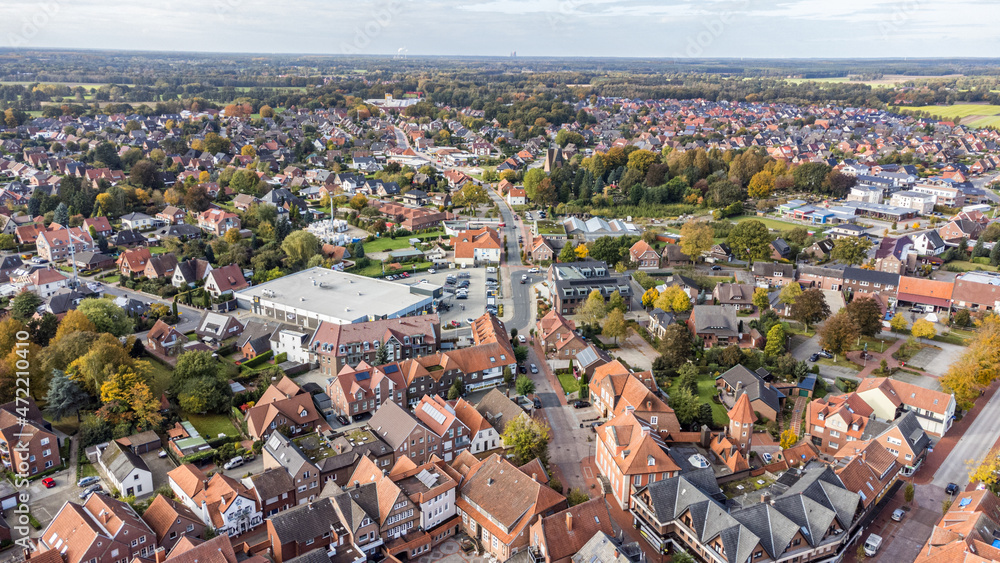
393 267 496 331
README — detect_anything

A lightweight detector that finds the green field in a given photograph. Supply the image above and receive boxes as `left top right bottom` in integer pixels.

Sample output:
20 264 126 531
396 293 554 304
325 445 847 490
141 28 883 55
732 215 812 233
145 357 174 398
557 373 580 395
907 104 1000 127
945 260 999 273
185 413 239 438
362 230 445 253
696 376 729 427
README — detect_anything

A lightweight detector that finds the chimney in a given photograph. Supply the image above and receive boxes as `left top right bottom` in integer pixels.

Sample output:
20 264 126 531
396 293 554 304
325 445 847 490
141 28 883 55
532 473 538 482
566 512 573 532
155 548 167 563
354 480 360 489
761 493 770 504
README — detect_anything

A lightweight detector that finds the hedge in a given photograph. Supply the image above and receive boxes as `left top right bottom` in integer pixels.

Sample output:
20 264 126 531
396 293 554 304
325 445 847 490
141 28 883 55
274 352 288 364
241 350 273 369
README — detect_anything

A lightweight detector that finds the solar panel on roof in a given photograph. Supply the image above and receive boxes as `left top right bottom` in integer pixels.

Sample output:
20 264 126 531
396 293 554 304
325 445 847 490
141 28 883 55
383 365 399 374
355 371 371 381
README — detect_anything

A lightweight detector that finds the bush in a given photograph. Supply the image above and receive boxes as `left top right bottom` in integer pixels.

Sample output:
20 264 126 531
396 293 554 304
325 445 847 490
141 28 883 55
241 350 273 369
274 352 288 364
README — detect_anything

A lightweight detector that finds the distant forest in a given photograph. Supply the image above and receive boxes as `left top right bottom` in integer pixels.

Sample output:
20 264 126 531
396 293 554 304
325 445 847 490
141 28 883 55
4 50 1000 114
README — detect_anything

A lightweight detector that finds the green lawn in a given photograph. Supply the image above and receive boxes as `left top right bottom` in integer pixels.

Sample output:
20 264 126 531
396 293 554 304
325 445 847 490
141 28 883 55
732 215 812 233
350 260 434 278
77 462 99 480
696 376 729 427
145 357 174 398
148 246 169 255
362 230 445 253
557 373 580 395
849 335 897 353
815 356 861 371
185 413 239 438
934 330 974 346
945 260 998 272
908 104 1000 119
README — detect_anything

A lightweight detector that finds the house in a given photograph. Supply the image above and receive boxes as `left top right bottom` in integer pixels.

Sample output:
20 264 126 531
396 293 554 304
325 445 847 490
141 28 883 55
452 398 498 455
157 206 186 225
660 244 691 266
856 377 956 436
452 452 567 561
117 247 152 276
474 389 529 446
647 308 676 339
205 264 248 297
147 319 187 356
952 271 1000 311
548 261 632 315
535 310 585 358
938 218 985 242
369 400 437 465
36 227 94 262
98 440 153 498
531 237 555 262
347 455 423 546
412 394 470 462
197 208 241 236
572 531 645 563
797 264 845 291
715 365 785 422
265 498 346 563
631 463 861 563
244 376 324 441
153 224 203 241
386 456 462 557
326 360 406 421
167 464 263 536
0 398 59 477
310 315 440 375
172 258 213 288
805 393 888 457
35 494 158 563
588 361 677 430
829 223 868 239
528 498 618 563
506 187 526 206
704 243 732 263
450 227 502 266
803 238 835 259
628 240 660 269
913 489 1000 563
896 276 954 312
402 188 429 206
842 267 899 302
247 468 297 518
141 494 205 552
23 268 70 297
83 216 113 238
889 190 935 214
687 305 740 347
595 411 680 510
912 230 947 256
712 282 755 308
73 251 115 271
261 432 321 506
833 441 901 513
751 261 796 287
195 311 244 344
770 238 792 260
120 212 155 230
237 319 278 359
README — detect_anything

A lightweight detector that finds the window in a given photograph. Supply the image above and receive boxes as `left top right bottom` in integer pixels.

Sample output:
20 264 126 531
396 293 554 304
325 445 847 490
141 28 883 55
40 438 49 446
186 524 194 532
650 416 658 425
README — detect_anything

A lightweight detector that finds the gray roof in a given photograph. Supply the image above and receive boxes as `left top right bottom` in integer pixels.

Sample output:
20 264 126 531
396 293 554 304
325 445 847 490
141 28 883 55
475 388 528 435
752 261 795 278
886 411 930 455
284 550 333 563
716 365 784 415
843 266 899 287
571 531 644 563
328 484 379 532
691 305 739 336
248 467 294 502
267 497 342 544
100 440 149 482
797 264 846 279
263 432 315 477
368 400 422 450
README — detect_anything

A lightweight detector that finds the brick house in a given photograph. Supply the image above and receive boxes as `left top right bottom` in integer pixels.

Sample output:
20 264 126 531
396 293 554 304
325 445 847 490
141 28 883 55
37 227 94 262
841 267 899 302
248 468 297 517
197 208 240 236
530 237 554 262
687 305 740 347
118 247 152 276
0 398 59 477
266 498 347 563
595 411 681 510
244 376 324 441
628 240 660 269
147 319 187 356
141 494 205 552
36 494 157 563
310 315 440 375
205 264 248 297
412 394 471 463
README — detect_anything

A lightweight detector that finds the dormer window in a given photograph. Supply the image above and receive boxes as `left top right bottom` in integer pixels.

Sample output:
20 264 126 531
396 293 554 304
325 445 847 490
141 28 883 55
817 413 824 421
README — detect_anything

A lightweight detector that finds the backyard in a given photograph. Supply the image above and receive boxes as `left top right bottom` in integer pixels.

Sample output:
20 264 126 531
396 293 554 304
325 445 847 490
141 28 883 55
557 372 580 395
361 230 446 253
146 357 174 398
185 413 239 439
696 374 730 427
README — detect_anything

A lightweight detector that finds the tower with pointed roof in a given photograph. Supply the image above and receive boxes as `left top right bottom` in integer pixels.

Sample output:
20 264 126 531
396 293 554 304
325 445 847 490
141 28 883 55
728 391 756 455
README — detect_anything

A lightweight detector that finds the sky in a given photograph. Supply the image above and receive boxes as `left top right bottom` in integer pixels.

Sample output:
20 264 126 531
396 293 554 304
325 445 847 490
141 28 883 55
1 0 999 58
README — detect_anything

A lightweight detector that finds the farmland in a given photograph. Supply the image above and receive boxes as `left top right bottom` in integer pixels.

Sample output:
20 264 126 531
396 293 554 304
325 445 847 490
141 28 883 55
907 104 1000 127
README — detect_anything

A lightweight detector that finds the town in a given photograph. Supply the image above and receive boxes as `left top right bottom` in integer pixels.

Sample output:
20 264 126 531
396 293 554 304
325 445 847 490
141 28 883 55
0 53 999 563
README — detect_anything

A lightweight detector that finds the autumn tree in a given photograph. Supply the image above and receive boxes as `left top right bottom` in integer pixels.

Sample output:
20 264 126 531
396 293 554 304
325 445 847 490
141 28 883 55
790 288 830 330
764 324 786 357
747 170 775 199
679 222 713 261
819 311 858 360
753 287 770 311
603 309 627 344
501 416 551 467
778 282 803 306
911 319 937 340
889 314 908 333
68 333 136 393
779 429 798 449
846 296 883 337
558 243 576 263
642 288 660 309
578 290 607 328
281 230 321 267
830 237 873 266
607 290 627 313
727 219 772 262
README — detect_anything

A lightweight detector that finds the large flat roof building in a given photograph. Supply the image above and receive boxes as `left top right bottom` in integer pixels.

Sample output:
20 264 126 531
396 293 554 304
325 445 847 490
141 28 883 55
235 267 437 328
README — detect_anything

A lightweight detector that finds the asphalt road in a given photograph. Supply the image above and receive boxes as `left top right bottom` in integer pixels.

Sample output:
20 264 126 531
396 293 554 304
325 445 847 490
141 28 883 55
932 386 1000 488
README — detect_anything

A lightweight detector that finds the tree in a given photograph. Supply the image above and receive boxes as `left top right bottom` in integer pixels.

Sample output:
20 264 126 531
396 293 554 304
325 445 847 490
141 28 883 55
603 309 627 344
904 482 915 503
173 350 221 384
846 296 883 337
679 222 713 261
259 105 274 118
954 309 971 328
77 298 134 337
672 552 696 563
668 385 700 427
129 160 158 188
565 488 591 507
641 288 660 309
578 290 607 328
574 244 589 260
447 377 465 400
764 324 786 357
830 237 873 266
657 324 694 369
54 202 70 226
68 333 136 393
790 288 830 330
655 286 691 313
607 290 626 313
889 313 908 333
501 416 551 467
515 375 536 397
778 283 802 306
747 170 775 198
991 240 1000 266
281 230 321 267
558 243 576 263
912 319 937 340
10 291 43 321
779 429 798 449
45 370 89 422
753 287 770 311
819 311 858 360
727 220 772 262
375 344 389 367
513 345 529 365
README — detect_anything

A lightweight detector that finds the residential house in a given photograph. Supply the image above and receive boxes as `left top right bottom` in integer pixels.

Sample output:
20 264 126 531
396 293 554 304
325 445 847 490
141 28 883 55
842 267 899 302
952 271 1000 311
797 264 845 291
506 188 527 206
205 264 248 297
588 361 678 431
98 440 153 498
195 311 244 344
528 498 618 563
197 208 240 236
311 315 440 375
889 191 935 214
687 305 740 347
36 227 94 262
856 377 956 436
660 244 691 267
22 268 70 297
369 400 437 465
262 432 321 505
117 247 152 276
647 308 676 339
913 489 1000 563
770 238 792 260
628 240 660 270
896 276 954 312
167 464 262 536
147 319 187 356
452 398 498 455
141 494 205 552
530 237 555 262
157 206 186 225
172 258 212 288
938 218 985 243
107 229 147 248
450 228 502 266
912 230 947 256
387 456 462 557
120 212 155 230
245 376 324 441
411 395 471 463
452 452 567 561
535 310 586 358
348 455 423 545
247 468 297 517
751 261 796 287
805 393 887 456
0 398 59 477
83 217 113 238
704 243 733 263
595 410 681 510
474 389 530 449
35 494 158 563
715 365 785 422
712 282 755 308
266 498 346 563
144 253 178 280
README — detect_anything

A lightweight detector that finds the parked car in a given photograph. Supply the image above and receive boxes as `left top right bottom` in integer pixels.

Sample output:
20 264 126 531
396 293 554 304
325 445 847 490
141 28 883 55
530 363 538 374
42 477 56 489
947 483 960 495
158 450 168 458
863 534 883 557
809 353 819 362
77 476 101 487
223 456 244 470
466 317 475 325
336 415 350 426
519 365 527 374
528 267 539 273
818 350 834 359
891 508 905 521
762 453 772 464
532 397 542 409
711 265 722 270
518 335 527 344
573 400 590 409
428 269 436 274
79 484 102 499
456 293 468 300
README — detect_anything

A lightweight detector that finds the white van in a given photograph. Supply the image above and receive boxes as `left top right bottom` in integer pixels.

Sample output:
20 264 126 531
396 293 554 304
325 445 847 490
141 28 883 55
864 534 882 556
223 456 244 470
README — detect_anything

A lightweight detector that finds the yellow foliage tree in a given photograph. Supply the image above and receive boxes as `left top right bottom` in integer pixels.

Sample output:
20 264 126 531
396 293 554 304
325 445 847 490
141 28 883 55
575 244 589 259
779 429 798 450
199 170 211 183
241 145 257 158
641 287 660 309
654 286 691 313
679 222 713 261
747 170 775 199
889 314 908 333
53 310 96 343
911 319 936 339
969 448 1000 492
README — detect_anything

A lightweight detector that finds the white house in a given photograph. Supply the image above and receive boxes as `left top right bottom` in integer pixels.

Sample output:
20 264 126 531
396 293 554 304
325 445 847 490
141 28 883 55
912 230 947 256
856 377 956 437
99 440 153 498
452 399 499 455
168 464 263 537
889 191 935 215
120 212 156 231
506 187 527 206
272 329 311 364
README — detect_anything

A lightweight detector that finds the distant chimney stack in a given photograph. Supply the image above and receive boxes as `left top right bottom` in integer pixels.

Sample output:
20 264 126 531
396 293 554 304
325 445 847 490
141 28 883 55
155 548 167 563
566 512 573 532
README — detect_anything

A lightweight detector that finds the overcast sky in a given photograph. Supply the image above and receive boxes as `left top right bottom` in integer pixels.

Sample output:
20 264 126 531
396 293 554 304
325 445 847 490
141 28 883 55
2 0 998 58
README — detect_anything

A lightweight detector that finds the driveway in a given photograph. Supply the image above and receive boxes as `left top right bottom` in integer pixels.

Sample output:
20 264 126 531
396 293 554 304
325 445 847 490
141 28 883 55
607 330 658 371
141 451 177 493
917 340 964 377
857 483 940 563
790 334 859 382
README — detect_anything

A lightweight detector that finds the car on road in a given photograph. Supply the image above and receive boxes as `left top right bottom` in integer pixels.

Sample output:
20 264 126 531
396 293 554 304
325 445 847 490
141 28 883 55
42 477 56 489
818 350 833 359
947 483 960 495
519 365 527 374
400 272 410 278
158 449 168 458
528 267 539 273
530 363 538 374
521 275 527 284
456 293 468 300
891 508 905 521
573 400 591 409
762 453 772 464
809 353 820 362
79 484 102 499
428 269 436 274
77 476 101 487
532 397 542 409
518 334 527 344
487 267 497 274
711 265 722 271
223 456 244 471
459 272 470 279
864 534 882 557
